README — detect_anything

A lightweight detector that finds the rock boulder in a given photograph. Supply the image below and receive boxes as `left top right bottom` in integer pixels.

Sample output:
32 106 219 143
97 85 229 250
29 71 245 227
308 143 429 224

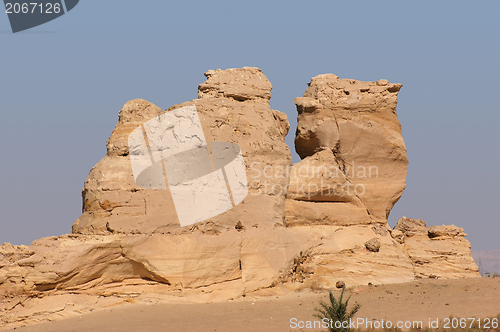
73 67 292 235
289 74 408 224
391 217 479 278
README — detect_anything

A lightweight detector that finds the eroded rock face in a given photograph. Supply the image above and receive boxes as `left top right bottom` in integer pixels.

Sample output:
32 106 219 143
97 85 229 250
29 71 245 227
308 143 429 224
0 225 416 325
289 74 408 224
285 149 374 227
391 217 479 278
0 68 480 329
72 99 165 235
394 216 427 234
73 67 291 235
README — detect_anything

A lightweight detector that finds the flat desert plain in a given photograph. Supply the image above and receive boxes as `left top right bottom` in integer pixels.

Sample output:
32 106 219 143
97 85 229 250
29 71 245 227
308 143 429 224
3 277 499 332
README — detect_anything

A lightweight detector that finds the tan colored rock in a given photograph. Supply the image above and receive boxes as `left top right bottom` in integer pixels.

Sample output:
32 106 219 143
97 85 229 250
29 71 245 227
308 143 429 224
198 67 272 101
290 74 408 223
0 243 35 269
285 148 379 226
73 67 291 235
285 199 372 227
0 225 413 305
365 238 381 252
371 224 390 236
394 216 427 235
427 225 466 239
287 150 362 203
0 68 481 330
1 224 417 328
72 99 168 235
404 234 479 279
391 229 405 244
296 226 415 288
392 217 479 279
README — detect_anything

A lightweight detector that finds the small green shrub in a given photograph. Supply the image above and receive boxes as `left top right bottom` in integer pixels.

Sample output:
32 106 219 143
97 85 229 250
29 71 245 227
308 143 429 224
314 285 361 332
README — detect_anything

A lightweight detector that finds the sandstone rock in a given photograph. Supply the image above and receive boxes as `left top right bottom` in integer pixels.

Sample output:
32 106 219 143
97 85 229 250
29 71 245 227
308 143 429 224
199 67 272 101
73 67 291 235
391 229 405 244
371 224 390 236
298 225 415 288
404 233 479 279
0 243 35 269
428 225 466 239
394 216 427 235
288 74 408 225
72 99 165 235
365 238 381 252
285 199 372 227
286 149 371 207
392 217 479 279
0 68 481 330
0 225 415 315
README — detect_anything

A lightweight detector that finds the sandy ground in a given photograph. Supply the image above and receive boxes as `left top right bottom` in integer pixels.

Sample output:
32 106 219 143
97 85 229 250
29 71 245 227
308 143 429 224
4 278 500 332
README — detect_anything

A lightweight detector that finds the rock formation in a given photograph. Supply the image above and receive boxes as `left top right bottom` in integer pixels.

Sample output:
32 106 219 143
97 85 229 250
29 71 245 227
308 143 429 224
0 68 479 329
287 74 408 227
73 67 291 235
393 217 479 278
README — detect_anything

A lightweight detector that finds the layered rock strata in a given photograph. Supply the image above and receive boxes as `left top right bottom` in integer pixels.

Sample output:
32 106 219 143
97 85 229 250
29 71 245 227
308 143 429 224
392 217 479 279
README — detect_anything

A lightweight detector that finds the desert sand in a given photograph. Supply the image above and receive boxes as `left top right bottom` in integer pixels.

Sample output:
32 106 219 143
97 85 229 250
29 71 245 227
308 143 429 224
4 277 499 332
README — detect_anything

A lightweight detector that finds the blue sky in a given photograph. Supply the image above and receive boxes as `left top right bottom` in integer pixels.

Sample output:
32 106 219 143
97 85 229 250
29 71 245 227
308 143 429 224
1 1 499 249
